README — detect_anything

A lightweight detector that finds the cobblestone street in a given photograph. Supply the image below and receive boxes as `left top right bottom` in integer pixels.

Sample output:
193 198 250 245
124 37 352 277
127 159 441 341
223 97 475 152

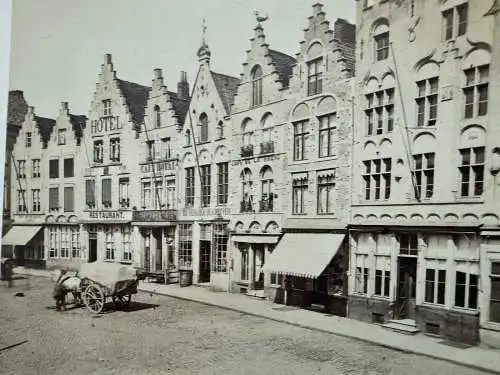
0 277 490 375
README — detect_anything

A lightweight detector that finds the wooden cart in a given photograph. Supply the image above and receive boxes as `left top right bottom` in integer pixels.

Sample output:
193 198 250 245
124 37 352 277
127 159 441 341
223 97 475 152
78 262 139 314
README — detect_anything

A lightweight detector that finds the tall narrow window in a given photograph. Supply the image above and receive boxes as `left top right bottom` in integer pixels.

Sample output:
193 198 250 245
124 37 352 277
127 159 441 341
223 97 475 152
317 171 335 214
292 173 308 215
31 189 41 212
365 88 394 135
455 270 478 309
217 162 229 205
25 132 32 148
413 153 435 198
355 254 369 294
490 262 500 323
154 105 161 127
399 233 418 256
260 166 273 213
374 255 391 298
63 158 74 178
415 77 439 127
463 65 489 118
154 179 163 209
161 137 171 159
32 159 40 178
241 168 253 213
141 180 151 209
122 225 132 262
241 246 249 280
178 224 193 269
200 165 211 207
318 114 336 157
146 140 155 161
119 178 130 208
185 167 195 207
443 3 468 40
110 137 121 162
17 160 26 179
105 228 114 260
293 120 308 161
102 99 112 116
307 58 323 96
425 268 446 305
251 65 263 106
60 227 69 258
49 187 59 211
85 180 95 209
57 129 66 145
185 130 191 146
374 31 389 61
166 179 176 209
213 224 228 272
199 113 209 143
363 158 392 200
49 159 59 178
101 178 112 208
217 121 224 139
64 186 74 212
70 226 81 258
93 140 103 163
459 147 485 197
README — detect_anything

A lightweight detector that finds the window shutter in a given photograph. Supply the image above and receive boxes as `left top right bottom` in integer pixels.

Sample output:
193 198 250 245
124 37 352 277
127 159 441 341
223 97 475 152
102 178 112 205
64 187 74 212
49 187 59 209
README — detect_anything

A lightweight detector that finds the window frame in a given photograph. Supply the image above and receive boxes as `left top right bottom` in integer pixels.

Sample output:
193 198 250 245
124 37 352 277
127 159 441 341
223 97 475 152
307 57 323 96
413 152 435 199
459 146 485 197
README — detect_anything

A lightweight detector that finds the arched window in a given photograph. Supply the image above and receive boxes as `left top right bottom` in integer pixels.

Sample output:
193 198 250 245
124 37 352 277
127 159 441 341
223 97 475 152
373 21 390 61
241 118 254 157
260 166 273 212
240 168 253 212
185 129 191 146
260 113 274 154
154 105 161 127
199 113 208 143
217 121 224 139
251 65 263 107
307 42 324 96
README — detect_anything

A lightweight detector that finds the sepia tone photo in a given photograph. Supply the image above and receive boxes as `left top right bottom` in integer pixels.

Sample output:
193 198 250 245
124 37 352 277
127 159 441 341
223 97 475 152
1 0 500 374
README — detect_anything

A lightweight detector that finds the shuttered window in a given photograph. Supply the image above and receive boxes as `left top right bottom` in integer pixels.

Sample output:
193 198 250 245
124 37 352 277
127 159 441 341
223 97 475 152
85 180 95 208
102 178 112 207
64 186 74 212
49 187 59 210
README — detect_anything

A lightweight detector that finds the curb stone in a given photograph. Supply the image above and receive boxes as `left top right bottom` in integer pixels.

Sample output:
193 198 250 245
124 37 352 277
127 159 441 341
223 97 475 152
13 271 500 374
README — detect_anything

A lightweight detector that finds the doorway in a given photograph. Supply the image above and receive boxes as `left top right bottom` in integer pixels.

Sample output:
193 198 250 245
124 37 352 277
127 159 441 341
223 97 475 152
88 237 97 262
396 256 417 319
199 240 211 283
153 228 163 272
253 244 265 290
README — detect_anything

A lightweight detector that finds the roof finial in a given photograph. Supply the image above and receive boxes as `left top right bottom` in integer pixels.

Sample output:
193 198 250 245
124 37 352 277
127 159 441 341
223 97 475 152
254 11 269 27
202 18 208 46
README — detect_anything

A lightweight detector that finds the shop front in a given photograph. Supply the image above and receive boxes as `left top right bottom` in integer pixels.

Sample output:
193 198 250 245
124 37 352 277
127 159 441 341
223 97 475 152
1 223 44 268
262 230 348 316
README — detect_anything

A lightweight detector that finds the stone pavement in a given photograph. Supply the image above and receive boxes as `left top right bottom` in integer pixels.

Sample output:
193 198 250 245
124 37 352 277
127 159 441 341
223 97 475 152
12 266 500 374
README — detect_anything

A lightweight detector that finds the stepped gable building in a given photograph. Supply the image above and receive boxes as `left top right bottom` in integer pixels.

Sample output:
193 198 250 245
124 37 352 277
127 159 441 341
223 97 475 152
227 15 296 299
5 105 55 266
349 0 500 346
2 90 29 239
79 53 149 265
177 28 239 291
133 68 190 282
44 102 86 270
262 3 356 315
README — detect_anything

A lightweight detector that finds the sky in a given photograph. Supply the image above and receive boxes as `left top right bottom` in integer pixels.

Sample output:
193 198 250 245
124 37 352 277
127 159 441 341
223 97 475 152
8 0 355 119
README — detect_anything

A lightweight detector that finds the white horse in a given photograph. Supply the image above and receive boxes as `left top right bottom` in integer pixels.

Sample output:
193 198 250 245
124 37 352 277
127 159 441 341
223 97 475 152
53 270 83 310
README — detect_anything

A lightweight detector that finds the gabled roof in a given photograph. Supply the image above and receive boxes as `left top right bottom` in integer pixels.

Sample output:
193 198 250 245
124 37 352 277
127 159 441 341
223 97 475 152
211 72 240 114
69 114 87 140
167 91 190 126
7 90 28 128
35 116 56 146
116 79 151 125
268 50 297 88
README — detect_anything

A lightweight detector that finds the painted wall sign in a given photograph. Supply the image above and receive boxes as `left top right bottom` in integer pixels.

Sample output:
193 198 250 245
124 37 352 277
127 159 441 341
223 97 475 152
231 154 280 166
132 209 177 222
88 211 126 220
90 116 122 134
140 160 178 174
181 207 232 217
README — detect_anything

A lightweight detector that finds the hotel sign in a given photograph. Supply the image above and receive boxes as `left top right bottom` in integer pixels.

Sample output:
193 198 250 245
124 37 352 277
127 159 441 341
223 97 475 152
90 116 122 135
231 154 280 167
132 209 177 222
140 160 178 174
81 210 132 222
180 207 232 217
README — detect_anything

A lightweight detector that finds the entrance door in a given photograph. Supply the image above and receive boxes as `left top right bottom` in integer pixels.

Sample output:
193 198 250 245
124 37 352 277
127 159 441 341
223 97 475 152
153 228 163 272
253 244 265 290
88 238 97 262
199 240 211 283
396 256 417 319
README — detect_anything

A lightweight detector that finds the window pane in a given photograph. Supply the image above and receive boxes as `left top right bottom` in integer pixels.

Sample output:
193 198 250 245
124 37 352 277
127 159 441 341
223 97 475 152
491 278 500 300
375 270 382 295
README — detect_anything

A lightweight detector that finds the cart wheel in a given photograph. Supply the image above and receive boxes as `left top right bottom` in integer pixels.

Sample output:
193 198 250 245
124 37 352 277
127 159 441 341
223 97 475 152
83 284 105 314
112 294 131 310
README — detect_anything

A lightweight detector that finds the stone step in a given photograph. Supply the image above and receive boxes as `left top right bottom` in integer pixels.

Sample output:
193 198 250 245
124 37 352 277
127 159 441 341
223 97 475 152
246 289 265 299
381 319 420 335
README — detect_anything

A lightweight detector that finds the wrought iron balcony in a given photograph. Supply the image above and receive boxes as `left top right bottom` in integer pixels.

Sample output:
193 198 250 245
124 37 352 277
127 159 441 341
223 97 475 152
260 141 275 155
240 145 254 158
259 198 273 212
132 209 177 222
240 200 254 213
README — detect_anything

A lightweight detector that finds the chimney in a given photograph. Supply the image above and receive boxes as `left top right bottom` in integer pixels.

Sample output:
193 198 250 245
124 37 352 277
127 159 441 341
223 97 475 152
334 19 356 45
61 101 69 112
154 68 162 79
104 53 112 64
177 71 190 100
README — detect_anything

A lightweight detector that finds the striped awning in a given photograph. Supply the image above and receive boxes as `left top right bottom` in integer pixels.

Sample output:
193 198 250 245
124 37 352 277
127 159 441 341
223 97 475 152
262 232 345 279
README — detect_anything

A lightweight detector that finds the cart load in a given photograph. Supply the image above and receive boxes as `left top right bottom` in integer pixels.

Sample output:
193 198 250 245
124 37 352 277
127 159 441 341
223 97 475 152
78 262 140 314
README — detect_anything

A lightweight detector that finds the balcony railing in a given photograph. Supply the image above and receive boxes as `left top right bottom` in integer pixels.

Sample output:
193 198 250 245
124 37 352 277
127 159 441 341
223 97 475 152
132 209 177 222
260 141 275 155
259 198 273 212
241 145 254 158
240 200 254 213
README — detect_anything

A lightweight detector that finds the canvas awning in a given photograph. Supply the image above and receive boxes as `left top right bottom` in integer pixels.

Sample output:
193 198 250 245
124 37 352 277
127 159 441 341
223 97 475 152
232 235 280 244
2 225 42 246
262 233 345 278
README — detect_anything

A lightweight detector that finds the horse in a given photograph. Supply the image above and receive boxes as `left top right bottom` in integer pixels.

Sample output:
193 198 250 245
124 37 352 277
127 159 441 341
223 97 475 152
53 270 83 311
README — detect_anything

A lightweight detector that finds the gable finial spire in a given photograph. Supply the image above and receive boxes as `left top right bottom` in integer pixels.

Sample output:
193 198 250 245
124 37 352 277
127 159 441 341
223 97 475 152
254 11 269 28
202 18 208 46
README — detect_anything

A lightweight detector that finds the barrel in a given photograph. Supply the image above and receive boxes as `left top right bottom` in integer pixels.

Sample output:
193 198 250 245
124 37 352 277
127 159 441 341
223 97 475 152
179 269 193 287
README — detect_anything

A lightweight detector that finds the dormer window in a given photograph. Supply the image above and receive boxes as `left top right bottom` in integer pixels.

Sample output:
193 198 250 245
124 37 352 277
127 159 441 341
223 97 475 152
25 132 31 148
102 99 112 117
307 58 323 96
58 129 66 145
251 65 263 107
154 105 161 127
